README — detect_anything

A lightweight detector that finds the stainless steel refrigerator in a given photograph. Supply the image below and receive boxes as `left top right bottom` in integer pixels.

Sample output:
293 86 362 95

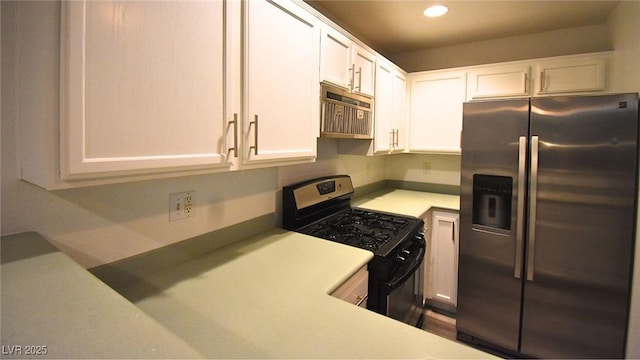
457 93 639 358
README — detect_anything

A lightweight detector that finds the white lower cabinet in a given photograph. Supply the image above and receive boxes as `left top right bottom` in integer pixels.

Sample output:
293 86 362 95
408 71 466 154
426 210 459 312
331 266 368 308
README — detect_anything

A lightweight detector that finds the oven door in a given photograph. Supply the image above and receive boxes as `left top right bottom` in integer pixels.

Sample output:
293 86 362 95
384 234 426 326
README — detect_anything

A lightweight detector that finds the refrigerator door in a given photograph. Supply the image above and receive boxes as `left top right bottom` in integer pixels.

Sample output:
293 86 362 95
458 99 530 352
521 94 638 358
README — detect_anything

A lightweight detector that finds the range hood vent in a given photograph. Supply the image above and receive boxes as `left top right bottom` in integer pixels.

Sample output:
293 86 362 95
320 83 373 139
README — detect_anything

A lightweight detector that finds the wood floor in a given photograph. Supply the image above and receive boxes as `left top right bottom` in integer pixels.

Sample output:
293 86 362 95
421 308 457 342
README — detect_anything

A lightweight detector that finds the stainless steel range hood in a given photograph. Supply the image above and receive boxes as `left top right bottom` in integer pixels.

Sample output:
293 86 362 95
320 83 373 139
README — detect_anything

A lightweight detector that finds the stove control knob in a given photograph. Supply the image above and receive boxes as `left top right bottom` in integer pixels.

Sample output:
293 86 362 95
396 250 411 262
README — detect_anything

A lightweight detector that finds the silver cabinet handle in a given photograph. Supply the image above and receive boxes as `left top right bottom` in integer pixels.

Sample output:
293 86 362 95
355 66 362 91
348 64 355 90
249 115 258 156
227 113 239 158
515 136 527 278
355 294 367 307
389 129 399 149
523 72 529 94
452 221 455 242
527 135 540 281
539 71 546 93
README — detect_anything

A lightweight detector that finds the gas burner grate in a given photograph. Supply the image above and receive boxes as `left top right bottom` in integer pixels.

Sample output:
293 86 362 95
299 208 412 251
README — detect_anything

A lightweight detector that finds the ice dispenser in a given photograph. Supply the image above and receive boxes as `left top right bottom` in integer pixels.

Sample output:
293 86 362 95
472 175 512 230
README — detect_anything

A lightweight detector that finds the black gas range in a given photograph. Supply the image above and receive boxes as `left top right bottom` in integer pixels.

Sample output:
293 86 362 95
298 207 414 256
282 175 425 327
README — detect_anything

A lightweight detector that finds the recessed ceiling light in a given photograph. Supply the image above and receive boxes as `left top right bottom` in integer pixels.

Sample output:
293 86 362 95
424 4 448 17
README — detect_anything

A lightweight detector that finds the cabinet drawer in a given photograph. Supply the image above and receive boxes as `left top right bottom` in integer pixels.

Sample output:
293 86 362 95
331 266 368 307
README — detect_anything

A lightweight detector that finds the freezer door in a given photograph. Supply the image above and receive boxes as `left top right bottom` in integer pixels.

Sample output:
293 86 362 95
458 99 530 352
522 94 638 358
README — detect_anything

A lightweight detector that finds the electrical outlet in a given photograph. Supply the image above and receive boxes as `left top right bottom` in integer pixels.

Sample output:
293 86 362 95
169 191 195 221
184 192 194 217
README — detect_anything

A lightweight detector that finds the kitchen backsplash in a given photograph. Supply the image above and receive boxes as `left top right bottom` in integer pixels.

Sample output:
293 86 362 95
2 113 454 268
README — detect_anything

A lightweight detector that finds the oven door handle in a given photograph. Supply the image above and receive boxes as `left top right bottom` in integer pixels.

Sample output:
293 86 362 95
384 242 426 292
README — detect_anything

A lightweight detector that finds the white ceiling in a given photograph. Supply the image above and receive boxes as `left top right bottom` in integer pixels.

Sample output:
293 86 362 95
303 1 619 58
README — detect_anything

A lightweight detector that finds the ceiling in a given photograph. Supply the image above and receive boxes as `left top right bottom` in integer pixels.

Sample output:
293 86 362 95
303 1 619 58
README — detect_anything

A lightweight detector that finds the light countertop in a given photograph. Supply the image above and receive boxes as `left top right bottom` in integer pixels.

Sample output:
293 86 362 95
354 188 460 218
113 228 492 359
0 232 204 359
2 203 492 359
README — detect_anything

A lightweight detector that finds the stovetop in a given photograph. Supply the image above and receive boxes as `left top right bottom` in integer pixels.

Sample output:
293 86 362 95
282 175 424 258
298 207 421 257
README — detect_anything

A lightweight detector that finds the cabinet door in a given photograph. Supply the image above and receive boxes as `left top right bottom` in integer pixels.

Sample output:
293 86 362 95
373 62 394 153
331 266 368 308
61 1 228 179
320 27 351 89
422 211 433 301
408 71 466 153
244 0 319 164
374 62 407 154
224 0 242 165
431 211 459 308
467 64 530 100
352 45 376 97
393 71 407 151
535 55 607 95
318 26 374 97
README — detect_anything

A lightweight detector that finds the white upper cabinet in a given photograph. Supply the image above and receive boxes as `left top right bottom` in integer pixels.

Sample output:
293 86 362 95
352 45 376 97
467 64 531 100
392 71 408 152
61 0 229 180
320 28 352 89
534 54 608 96
408 71 466 154
224 0 242 165
242 0 320 165
374 61 407 153
320 26 376 97
18 0 321 189
466 52 611 101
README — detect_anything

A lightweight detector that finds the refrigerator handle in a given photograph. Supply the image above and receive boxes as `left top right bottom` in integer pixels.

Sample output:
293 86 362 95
527 136 540 281
515 136 527 279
